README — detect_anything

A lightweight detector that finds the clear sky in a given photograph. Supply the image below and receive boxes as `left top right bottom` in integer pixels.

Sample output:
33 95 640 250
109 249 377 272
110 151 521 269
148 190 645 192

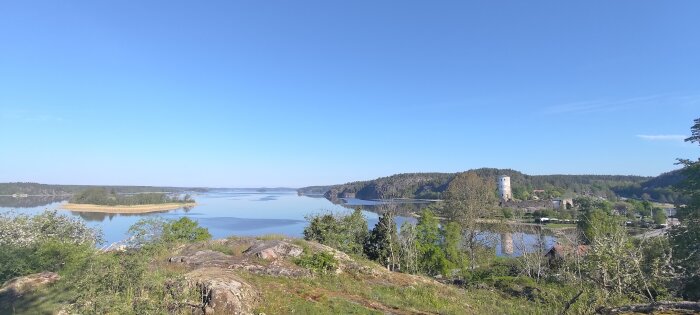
1 1 699 188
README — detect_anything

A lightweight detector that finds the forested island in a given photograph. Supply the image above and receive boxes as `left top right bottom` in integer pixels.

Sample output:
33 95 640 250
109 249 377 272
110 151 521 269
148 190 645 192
62 188 196 213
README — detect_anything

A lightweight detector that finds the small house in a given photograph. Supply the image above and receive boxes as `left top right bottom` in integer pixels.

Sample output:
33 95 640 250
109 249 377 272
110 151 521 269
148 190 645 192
545 243 589 267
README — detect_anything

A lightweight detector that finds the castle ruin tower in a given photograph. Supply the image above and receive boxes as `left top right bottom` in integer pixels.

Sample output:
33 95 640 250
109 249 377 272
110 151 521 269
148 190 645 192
498 175 512 202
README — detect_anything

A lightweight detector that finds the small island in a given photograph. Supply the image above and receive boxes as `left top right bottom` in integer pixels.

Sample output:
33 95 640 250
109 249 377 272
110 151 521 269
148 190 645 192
62 188 196 214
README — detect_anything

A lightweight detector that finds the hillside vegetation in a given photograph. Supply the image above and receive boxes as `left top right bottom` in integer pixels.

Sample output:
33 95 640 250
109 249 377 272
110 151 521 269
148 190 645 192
299 168 664 201
613 169 689 203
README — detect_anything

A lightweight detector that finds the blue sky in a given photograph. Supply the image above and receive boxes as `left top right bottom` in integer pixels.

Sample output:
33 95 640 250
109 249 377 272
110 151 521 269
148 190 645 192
1 1 698 187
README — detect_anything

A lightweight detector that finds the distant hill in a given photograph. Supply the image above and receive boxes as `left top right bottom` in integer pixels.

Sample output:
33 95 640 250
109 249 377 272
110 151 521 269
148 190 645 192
612 168 688 203
298 168 659 201
0 182 206 196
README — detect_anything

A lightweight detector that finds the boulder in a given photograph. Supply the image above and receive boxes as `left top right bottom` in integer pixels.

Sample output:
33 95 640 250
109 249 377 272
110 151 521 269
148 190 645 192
185 268 257 315
0 272 60 298
243 240 303 260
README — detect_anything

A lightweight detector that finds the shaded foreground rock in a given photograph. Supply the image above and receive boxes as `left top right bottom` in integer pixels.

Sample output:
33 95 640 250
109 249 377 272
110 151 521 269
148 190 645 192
186 267 258 315
0 272 60 298
243 240 303 260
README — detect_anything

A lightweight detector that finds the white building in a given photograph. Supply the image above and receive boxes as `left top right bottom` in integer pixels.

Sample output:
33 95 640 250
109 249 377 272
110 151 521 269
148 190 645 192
498 175 512 202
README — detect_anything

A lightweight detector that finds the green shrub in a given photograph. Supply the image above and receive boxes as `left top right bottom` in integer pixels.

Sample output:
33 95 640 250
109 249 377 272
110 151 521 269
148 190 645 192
0 211 100 283
501 208 514 219
163 217 211 243
128 217 211 248
492 276 537 289
461 257 520 285
63 249 198 314
303 209 368 256
294 251 338 275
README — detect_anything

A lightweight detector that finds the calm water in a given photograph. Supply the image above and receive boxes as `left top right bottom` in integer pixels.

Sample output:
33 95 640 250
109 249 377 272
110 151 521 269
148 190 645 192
0 190 554 256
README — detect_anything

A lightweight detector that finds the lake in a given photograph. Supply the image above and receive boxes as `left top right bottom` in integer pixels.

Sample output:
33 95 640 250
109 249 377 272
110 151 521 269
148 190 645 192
0 189 555 256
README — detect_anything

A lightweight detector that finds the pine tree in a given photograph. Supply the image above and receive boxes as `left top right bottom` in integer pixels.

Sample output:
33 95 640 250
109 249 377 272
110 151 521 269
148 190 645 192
365 210 399 270
669 118 700 300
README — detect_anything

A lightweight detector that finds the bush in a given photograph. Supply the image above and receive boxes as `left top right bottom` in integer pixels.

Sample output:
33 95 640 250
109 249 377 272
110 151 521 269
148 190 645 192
490 276 545 302
0 210 102 248
0 211 101 283
461 257 521 285
501 208 514 219
652 208 667 225
294 251 338 275
492 276 537 289
128 217 211 248
163 217 212 243
303 209 368 256
64 249 198 313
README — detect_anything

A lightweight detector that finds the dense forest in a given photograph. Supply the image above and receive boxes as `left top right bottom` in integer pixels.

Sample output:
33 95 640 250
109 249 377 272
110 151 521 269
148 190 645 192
299 168 684 202
0 182 206 196
612 169 689 203
69 188 195 206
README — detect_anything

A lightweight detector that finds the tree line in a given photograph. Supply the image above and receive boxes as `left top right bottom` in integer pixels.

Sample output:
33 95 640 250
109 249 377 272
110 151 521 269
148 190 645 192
0 182 205 196
70 188 194 206
303 168 661 202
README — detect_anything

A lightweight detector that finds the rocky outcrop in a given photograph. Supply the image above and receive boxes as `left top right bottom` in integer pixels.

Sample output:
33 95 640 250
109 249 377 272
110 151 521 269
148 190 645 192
165 238 397 314
168 249 310 278
242 240 303 260
169 250 232 266
0 272 60 299
166 240 320 314
186 268 257 315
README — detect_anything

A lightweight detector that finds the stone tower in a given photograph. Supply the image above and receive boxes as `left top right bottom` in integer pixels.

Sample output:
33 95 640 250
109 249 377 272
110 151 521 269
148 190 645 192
498 175 512 202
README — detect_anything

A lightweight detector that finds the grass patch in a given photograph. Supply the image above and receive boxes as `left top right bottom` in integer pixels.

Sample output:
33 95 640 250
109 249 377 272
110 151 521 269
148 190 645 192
237 263 575 315
543 223 577 229
258 234 289 241
205 242 249 256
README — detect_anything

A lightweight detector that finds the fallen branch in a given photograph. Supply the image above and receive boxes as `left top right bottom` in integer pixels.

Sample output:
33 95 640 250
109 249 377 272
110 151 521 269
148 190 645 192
560 290 584 315
597 301 700 314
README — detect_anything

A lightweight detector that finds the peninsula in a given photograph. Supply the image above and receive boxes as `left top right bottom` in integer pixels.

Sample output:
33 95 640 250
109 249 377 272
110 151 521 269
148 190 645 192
61 202 196 213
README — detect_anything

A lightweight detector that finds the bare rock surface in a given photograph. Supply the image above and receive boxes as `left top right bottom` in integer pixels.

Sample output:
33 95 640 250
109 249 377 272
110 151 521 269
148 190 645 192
242 240 303 260
0 272 60 298
166 238 393 313
186 267 258 315
168 241 310 277
169 250 233 266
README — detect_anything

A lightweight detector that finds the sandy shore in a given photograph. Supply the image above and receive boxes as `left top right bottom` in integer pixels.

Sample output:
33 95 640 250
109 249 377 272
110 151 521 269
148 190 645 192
61 202 197 214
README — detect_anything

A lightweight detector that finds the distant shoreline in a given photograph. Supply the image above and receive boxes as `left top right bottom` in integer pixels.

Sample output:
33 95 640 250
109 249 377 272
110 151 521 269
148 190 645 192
61 202 197 213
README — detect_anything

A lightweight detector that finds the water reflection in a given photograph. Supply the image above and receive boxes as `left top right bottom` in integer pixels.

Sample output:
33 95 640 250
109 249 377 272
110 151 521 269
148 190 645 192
69 205 196 222
0 196 69 208
501 233 514 255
